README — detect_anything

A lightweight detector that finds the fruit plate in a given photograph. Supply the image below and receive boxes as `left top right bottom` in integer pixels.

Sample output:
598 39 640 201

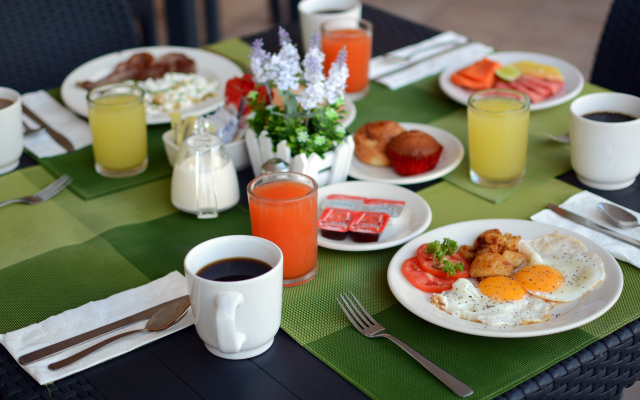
438 51 585 111
387 219 623 338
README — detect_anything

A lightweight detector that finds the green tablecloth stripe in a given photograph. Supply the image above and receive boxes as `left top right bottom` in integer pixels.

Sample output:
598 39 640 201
3 166 640 400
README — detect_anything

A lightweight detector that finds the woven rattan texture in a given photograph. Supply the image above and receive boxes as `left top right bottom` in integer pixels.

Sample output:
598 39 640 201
591 0 640 97
0 0 141 94
0 344 104 400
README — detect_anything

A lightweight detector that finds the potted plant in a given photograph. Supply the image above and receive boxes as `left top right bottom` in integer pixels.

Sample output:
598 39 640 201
244 27 355 186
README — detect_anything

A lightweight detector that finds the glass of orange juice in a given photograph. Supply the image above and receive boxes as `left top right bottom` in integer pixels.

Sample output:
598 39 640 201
247 172 318 287
321 18 373 101
87 83 148 178
467 88 530 188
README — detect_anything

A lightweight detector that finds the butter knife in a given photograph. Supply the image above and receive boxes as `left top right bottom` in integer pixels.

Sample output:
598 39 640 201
547 203 640 249
22 105 75 153
18 295 190 365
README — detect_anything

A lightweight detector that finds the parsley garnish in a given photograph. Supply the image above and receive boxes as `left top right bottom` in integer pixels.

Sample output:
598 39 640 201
424 238 463 276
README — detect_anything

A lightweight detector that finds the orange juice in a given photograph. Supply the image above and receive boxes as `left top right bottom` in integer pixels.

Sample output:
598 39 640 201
467 89 530 187
87 83 148 178
321 19 372 97
248 173 318 287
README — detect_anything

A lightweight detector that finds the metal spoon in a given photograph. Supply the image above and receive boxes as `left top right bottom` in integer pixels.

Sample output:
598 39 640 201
544 132 570 143
48 297 191 370
597 202 640 229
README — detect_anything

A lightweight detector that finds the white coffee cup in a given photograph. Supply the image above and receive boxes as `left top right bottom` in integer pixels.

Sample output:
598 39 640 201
184 235 283 360
0 87 23 175
569 92 640 190
298 0 362 52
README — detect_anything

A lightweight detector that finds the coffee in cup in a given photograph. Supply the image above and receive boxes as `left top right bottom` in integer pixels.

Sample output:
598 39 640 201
0 87 23 175
184 235 283 360
569 92 640 190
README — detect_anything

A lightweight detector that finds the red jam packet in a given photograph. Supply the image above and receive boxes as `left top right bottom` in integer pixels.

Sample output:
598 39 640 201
318 207 356 240
348 211 390 243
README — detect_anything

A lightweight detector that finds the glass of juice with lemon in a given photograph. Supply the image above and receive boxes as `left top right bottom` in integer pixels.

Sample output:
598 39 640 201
87 83 147 178
467 88 530 187
248 172 318 287
321 18 373 101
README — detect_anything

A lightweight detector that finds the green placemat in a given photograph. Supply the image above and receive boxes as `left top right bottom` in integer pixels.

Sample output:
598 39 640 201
3 166 640 400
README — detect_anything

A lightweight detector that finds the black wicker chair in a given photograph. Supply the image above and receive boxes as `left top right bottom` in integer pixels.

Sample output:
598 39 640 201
591 0 640 96
0 0 142 94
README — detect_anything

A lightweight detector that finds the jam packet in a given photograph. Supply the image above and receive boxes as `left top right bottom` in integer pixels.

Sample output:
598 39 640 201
318 207 356 240
348 211 390 243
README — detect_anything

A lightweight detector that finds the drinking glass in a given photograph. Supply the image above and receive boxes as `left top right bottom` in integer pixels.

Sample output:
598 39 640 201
87 83 147 178
247 172 318 287
321 18 373 101
467 88 530 188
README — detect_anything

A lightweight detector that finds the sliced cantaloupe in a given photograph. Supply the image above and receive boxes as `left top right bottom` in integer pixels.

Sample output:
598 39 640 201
509 61 564 81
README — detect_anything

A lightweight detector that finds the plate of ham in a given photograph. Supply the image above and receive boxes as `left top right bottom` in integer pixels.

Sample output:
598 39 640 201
438 51 584 111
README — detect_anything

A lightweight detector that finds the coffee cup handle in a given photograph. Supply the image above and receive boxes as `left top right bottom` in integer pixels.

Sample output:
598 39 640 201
215 291 246 353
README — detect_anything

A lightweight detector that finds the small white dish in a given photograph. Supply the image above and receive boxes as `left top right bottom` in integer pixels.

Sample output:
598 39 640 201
162 130 249 171
438 51 585 111
317 181 432 251
348 122 464 185
387 219 623 338
61 46 243 125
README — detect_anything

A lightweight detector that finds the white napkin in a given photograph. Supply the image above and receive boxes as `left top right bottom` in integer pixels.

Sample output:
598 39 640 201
369 31 494 90
22 90 93 158
0 271 194 385
531 191 640 268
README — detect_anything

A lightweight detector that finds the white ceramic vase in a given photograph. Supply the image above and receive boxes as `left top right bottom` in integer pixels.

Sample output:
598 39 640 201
245 128 354 187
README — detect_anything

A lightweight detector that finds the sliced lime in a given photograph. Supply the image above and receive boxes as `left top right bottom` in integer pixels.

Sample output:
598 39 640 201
495 65 522 81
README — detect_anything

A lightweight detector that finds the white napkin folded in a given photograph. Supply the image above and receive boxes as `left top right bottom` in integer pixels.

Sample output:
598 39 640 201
22 90 93 158
0 271 193 385
531 191 640 268
369 31 494 90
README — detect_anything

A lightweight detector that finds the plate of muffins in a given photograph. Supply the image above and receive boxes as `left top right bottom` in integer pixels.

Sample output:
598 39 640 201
349 121 464 185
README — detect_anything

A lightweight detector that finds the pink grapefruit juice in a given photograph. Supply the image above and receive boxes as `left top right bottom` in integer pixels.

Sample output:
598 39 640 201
248 178 318 286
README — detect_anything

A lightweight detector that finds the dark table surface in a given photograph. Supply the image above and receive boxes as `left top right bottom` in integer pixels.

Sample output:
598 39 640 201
4 5 640 400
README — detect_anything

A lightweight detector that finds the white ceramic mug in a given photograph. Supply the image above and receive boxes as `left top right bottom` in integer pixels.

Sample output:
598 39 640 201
569 92 640 190
298 0 362 52
0 87 23 175
184 235 283 360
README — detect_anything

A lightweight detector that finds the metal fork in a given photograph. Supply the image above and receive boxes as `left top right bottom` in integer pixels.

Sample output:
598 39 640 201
337 292 473 398
0 174 73 208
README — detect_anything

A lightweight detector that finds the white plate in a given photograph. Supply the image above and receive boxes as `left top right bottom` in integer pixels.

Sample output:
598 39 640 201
318 181 432 251
348 123 464 185
387 219 623 338
341 97 356 128
61 46 243 125
438 51 585 111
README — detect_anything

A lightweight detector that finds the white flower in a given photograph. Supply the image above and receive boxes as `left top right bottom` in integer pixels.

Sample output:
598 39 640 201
297 130 309 143
325 47 349 104
299 41 326 110
249 38 272 84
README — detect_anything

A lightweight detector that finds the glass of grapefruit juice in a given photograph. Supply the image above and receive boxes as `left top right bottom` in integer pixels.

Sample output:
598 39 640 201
87 83 148 178
467 88 530 188
247 172 318 287
321 18 373 101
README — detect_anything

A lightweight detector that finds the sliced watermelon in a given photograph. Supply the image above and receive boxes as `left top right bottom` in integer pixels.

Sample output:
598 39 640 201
519 74 564 95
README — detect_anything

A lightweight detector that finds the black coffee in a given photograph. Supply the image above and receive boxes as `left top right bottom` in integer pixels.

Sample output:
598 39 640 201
197 257 271 282
314 9 346 14
0 98 14 110
583 111 636 123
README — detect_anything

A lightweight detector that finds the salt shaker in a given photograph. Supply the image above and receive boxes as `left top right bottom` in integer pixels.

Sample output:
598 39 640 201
171 132 240 219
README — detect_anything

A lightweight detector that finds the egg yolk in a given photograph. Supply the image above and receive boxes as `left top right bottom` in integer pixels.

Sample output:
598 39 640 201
515 264 564 292
478 276 527 301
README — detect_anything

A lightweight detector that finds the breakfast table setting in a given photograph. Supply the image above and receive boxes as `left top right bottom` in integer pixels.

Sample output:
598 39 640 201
2 3 640 400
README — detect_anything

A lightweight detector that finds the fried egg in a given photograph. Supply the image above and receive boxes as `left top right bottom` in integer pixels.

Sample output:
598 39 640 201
432 278 555 327
516 234 605 302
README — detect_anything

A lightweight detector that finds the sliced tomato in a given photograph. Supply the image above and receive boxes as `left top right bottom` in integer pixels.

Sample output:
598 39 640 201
416 244 471 279
401 257 455 293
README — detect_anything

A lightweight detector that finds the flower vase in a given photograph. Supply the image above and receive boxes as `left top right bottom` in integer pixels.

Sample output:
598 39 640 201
245 128 355 187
